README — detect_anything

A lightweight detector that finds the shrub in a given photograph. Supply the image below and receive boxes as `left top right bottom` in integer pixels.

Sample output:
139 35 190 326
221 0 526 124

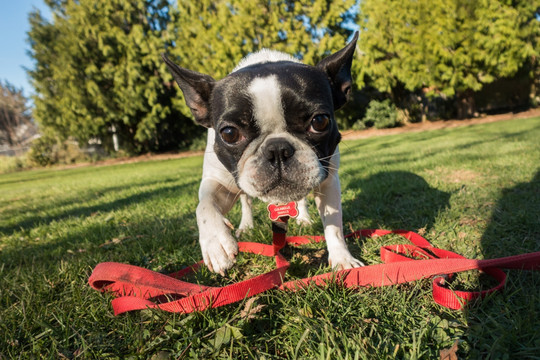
188 134 208 151
404 101 424 123
0 155 28 173
27 136 56 166
351 119 367 131
356 99 400 129
27 136 93 166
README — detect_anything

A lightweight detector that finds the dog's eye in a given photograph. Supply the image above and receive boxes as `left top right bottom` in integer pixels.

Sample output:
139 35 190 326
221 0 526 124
309 114 330 133
220 126 242 144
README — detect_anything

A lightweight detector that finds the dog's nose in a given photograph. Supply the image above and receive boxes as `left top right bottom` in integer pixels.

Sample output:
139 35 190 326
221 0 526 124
264 138 295 167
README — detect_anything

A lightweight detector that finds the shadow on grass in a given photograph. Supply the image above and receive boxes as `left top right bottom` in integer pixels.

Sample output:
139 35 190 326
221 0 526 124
463 169 540 358
0 163 137 186
343 170 451 231
1 212 200 269
0 178 200 270
481 169 540 258
0 178 197 235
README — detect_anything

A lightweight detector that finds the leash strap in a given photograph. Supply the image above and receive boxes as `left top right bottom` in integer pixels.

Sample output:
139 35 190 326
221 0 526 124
89 228 540 315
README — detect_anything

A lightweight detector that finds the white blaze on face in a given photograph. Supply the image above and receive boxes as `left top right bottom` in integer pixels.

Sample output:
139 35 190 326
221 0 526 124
238 74 326 204
248 76 286 134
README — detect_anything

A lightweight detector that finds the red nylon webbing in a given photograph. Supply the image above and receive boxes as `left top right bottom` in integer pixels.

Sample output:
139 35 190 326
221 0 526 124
89 229 540 314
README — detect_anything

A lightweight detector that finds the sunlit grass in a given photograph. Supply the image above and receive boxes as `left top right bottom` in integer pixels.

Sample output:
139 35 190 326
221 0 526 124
1 117 539 358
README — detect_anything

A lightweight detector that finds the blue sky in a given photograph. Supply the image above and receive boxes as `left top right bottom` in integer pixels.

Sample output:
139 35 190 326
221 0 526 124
0 0 51 97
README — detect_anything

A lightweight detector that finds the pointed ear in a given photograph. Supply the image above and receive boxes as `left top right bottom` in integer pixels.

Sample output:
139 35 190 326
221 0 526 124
161 53 215 128
316 32 358 110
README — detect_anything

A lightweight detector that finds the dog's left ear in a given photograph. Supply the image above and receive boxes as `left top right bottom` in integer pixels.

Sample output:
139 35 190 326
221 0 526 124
316 32 358 110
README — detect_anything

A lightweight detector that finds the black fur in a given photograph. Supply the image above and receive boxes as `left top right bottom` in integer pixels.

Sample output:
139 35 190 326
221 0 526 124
210 61 341 176
162 33 357 180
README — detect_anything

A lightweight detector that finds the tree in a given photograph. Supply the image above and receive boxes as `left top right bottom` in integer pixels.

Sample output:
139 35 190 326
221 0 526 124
28 0 359 154
167 0 357 121
510 0 540 105
0 80 35 148
28 0 200 154
356 0 539 118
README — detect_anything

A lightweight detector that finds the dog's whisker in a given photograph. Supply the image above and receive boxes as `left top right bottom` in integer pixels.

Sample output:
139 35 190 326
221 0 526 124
339 141 354 152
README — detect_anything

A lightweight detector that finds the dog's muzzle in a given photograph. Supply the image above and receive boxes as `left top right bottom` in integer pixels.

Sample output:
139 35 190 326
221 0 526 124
237 136 325 204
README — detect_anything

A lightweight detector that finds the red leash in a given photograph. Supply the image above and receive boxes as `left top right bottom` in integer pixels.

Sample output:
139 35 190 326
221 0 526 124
89 217 540 315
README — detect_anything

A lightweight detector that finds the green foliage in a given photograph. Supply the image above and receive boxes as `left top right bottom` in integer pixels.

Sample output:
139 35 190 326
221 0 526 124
356 0 540 117
27 136 56 166
25 0 539 151
27 0 356 154
27 0 202 154
27 136 94 166
170 0 356 75
356 99 400 129
167 0 356 117
0 155 28 173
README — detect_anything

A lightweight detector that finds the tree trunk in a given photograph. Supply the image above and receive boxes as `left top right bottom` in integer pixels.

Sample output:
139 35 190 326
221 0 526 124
455 89 476 119
111 124 119 152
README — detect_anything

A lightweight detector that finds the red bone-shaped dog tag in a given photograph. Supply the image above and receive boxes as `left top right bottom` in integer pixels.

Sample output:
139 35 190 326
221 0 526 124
267 201 298 221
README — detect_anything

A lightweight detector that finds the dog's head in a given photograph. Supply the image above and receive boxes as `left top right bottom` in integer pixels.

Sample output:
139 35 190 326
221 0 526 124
163 33 357 203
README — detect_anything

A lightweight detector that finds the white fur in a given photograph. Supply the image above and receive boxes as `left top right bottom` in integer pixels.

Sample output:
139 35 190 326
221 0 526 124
194 50 363 275
314 150 364 269
248 76 286 134
195 129 243 274
233 49 300 73
295 198 312 225
236 194 254 237
237 132 325 204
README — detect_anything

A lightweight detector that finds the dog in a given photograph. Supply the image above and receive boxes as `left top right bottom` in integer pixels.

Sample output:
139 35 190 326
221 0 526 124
162 33 364 275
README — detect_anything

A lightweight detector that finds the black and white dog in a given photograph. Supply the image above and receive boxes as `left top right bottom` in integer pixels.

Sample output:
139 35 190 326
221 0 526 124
162 33 364 275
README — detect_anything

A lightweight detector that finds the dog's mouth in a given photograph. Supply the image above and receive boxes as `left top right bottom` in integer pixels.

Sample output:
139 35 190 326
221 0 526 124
235 134 329 204
238 152 326 204
257 177 313 203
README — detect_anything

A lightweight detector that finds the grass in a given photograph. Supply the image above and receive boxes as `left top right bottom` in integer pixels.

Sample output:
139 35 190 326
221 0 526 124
1 117 539 359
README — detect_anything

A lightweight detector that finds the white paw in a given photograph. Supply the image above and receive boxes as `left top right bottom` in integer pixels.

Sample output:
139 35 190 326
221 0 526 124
295 214 313 226
328 250 365 270
295 198 312 226
200 231 238 276
235 224 252 237
237 194 254 237
235 215 254 237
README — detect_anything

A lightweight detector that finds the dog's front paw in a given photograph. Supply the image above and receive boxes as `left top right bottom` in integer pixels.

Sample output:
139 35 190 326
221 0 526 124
200 231 238 276
328 250 365 271
236 195 254 237
295 213 312 226
295 198 312 226
235 218 253 237
234 224 253 237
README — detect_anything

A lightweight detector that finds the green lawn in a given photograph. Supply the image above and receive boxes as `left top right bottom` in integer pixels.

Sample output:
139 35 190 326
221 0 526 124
1 117 539 359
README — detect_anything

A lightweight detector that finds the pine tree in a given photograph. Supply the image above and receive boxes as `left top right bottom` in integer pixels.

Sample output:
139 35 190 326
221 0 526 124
357 0 539 118
28 0 200 153
167 0 356 119
28 0 358 153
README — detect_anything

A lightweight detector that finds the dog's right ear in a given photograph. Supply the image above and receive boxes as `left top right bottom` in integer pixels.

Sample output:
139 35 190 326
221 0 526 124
161 53 215 128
